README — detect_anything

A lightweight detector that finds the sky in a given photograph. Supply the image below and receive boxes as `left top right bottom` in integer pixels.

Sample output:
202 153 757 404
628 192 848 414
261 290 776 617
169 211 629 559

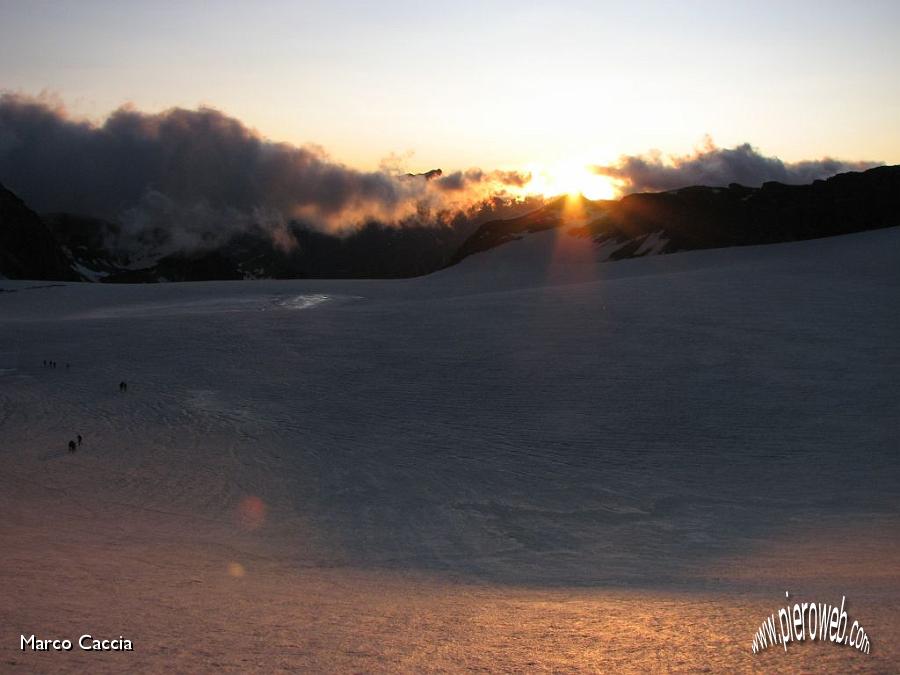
2 0 899 176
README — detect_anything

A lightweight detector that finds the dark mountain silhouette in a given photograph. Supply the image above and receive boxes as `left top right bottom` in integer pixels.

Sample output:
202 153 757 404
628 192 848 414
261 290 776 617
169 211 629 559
449 194 599 263
102 221 474 282
2 166 899 282
42 213 131 277
405 169 443 180
0 182 80 280
451 165 900 265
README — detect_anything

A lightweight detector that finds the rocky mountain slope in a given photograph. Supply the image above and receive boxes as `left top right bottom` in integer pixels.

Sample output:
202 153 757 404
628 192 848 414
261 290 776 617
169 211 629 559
452 165 900 265
2 166 899 282
0 182 80 280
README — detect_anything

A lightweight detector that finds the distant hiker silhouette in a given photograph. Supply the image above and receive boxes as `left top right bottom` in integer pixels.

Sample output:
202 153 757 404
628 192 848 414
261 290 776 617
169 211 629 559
77 434 82 446
119 381 128 392
42 360 46 367
68 440 76 453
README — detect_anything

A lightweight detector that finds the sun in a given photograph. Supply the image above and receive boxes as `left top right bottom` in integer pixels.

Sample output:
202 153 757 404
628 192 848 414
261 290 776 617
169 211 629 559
523 161 617 200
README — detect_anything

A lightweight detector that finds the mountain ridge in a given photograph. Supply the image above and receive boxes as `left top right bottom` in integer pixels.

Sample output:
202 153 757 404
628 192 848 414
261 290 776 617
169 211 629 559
451 165 900 267
0 182 81 281
2 166 899 282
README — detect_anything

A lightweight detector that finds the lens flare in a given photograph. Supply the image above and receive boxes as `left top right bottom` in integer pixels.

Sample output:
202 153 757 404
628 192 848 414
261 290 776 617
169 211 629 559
235 496 267 530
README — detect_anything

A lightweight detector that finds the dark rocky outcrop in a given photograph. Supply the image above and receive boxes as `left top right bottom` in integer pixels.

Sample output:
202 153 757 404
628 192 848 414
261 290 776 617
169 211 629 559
452 166 900 265
42 213 131 278
0 182 79 280
405 168 443 180
101 249 243 283
101 220 475 283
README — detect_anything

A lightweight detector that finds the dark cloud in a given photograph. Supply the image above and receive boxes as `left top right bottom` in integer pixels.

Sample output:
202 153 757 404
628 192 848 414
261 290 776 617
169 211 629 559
434 168 530 192
435 171 468 191
0 93 526 252
593 138 879 194
493 170 530 188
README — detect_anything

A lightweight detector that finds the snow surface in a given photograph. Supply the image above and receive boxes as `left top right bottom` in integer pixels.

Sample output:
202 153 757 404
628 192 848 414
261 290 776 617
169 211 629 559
1 227 899 672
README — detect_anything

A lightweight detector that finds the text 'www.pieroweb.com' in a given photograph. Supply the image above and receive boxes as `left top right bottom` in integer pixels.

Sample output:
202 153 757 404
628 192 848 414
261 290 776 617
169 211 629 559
751 593 871 655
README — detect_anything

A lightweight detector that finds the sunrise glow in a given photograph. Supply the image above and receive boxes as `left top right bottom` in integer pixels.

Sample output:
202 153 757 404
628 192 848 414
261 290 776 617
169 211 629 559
523 161 618 201
2 2 899 672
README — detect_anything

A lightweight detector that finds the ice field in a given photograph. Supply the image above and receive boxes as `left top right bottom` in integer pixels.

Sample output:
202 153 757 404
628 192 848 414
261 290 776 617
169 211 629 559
1 226 899 672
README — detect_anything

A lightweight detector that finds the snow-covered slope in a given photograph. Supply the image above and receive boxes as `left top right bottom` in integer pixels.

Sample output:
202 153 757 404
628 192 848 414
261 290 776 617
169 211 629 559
2 228 899 672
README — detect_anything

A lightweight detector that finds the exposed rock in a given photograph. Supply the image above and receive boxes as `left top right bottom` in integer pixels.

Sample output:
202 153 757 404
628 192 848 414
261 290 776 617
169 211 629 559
0 182 79 280
452 166 900 265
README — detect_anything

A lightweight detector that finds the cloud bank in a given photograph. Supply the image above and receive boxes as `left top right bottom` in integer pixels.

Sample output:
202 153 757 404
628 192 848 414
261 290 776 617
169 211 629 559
593 138 879 195
0 92 527 250
0 94 883 252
